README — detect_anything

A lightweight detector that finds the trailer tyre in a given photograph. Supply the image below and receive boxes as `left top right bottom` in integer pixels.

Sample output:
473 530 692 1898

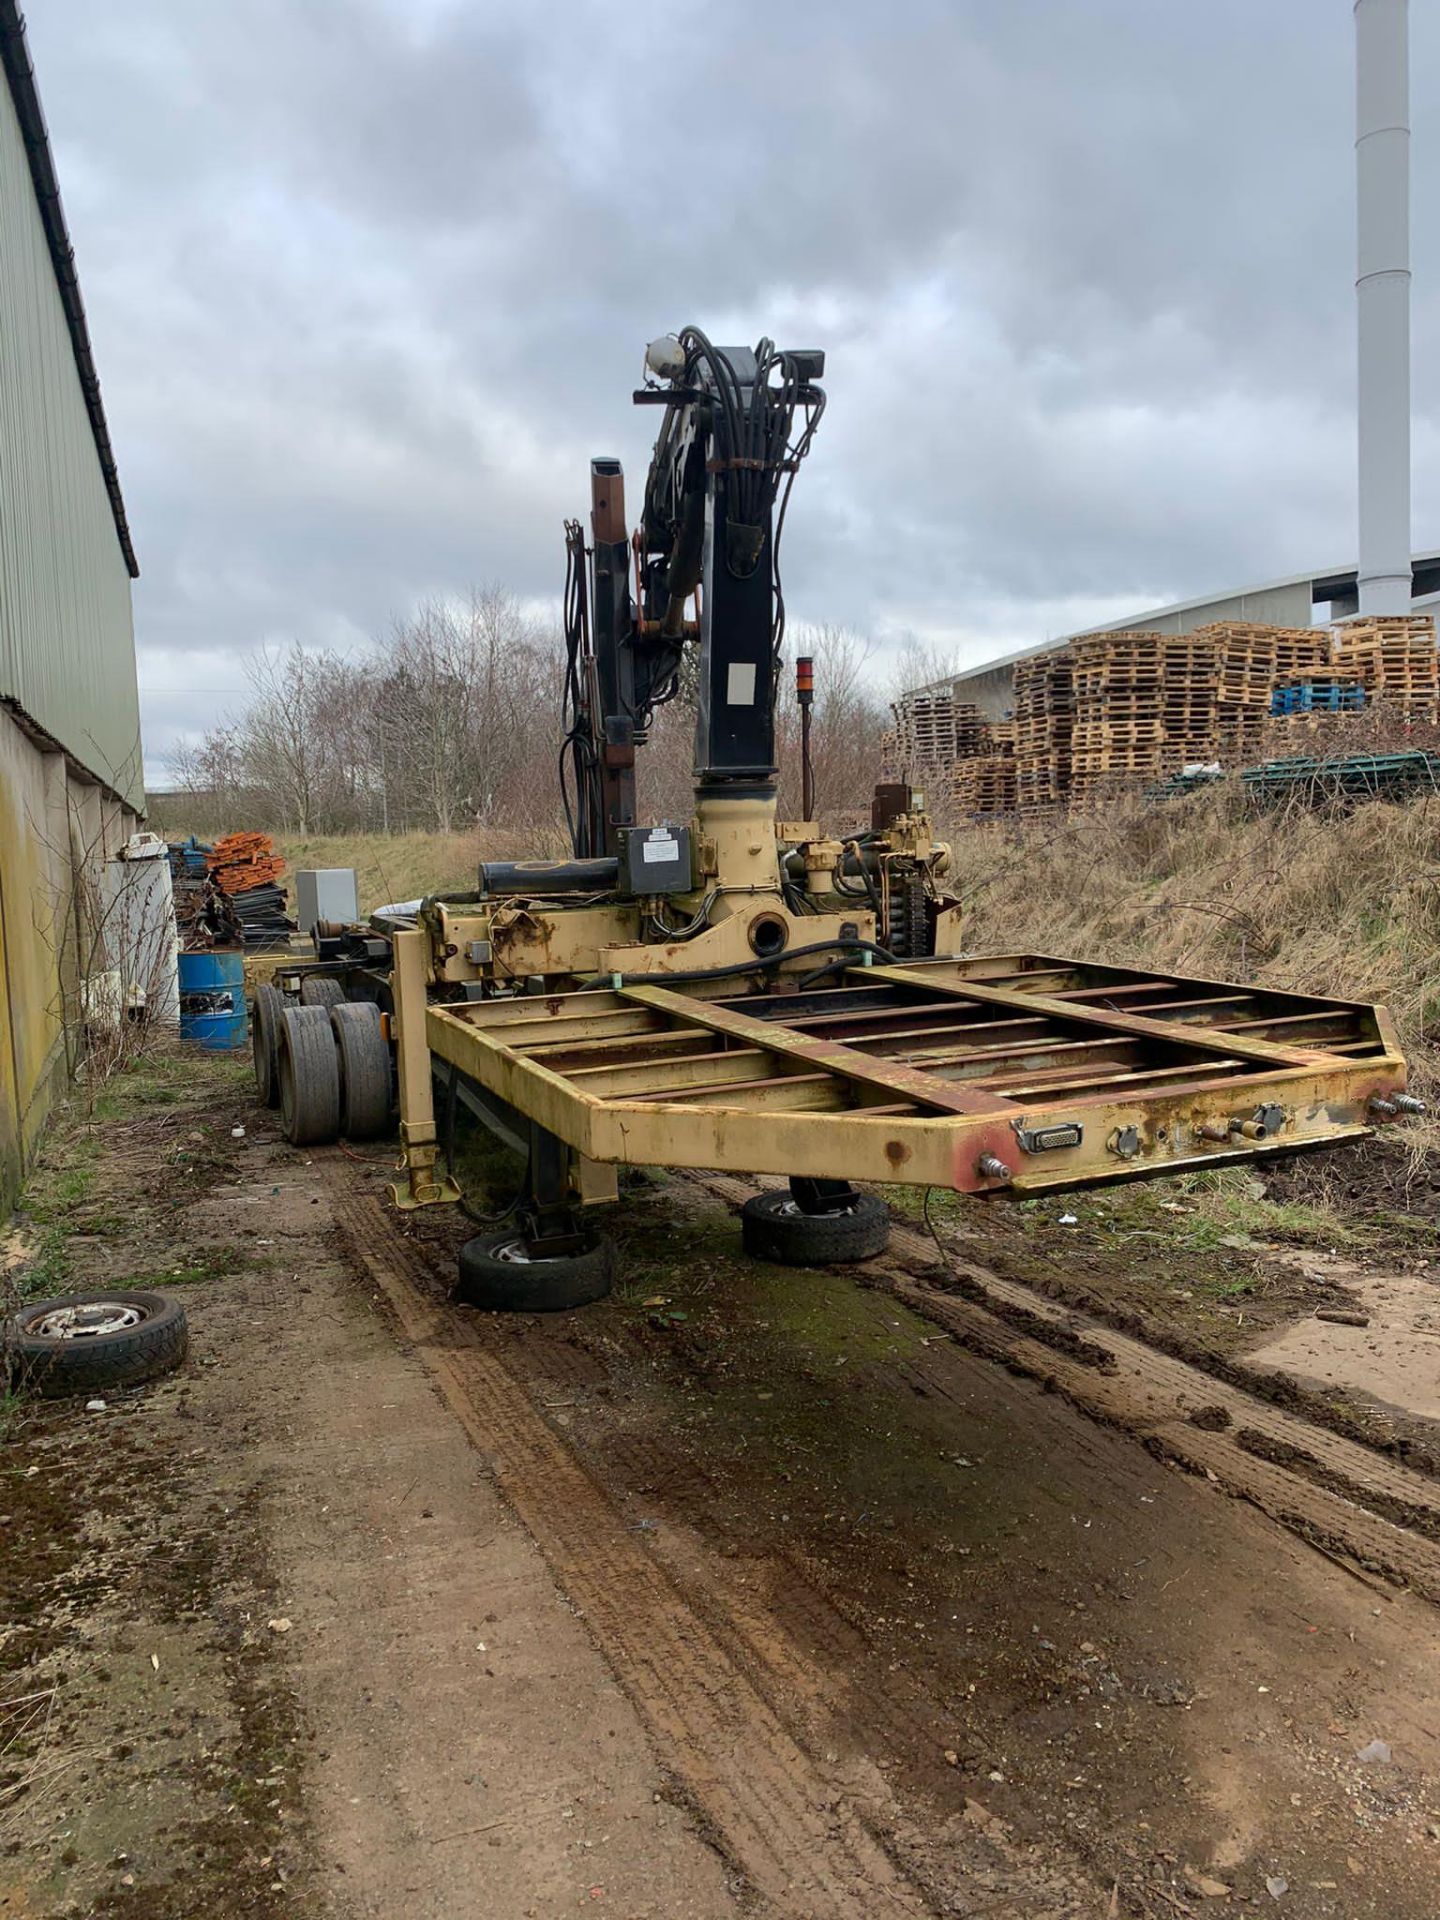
278 1005 340 1146
740 1189 890 1266
252 983 285 1109
331 1002 391 1140
455 1231 614 1312
5 1291 188 1398
299 976 346 1011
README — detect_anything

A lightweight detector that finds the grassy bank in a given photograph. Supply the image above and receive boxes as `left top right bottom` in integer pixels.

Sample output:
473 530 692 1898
276 831 478 912
944 786 1440 1100
275 825 575 913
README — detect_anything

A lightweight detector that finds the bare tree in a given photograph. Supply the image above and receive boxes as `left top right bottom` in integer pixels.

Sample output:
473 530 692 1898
776 624 888 824
234 643 335 836
158 599 893 842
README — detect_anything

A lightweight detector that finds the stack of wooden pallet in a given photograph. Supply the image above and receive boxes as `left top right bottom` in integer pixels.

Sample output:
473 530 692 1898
1012 650 1073 816
1069 630 1171 804
890 691 992 773
1200 621 1332 764
954 702 992 757
891 616 1438 824
951 753 1017 819
1158 630 1225 767
1332 615 1439 722
209 830 286 894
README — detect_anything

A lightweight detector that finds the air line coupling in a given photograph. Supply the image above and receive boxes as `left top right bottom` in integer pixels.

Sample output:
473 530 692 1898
1371 1091 1427 1118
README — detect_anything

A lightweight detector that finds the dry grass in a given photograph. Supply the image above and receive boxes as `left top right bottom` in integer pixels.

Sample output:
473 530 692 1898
943 785 1440 1115
277 831 477 912
276 826 567 915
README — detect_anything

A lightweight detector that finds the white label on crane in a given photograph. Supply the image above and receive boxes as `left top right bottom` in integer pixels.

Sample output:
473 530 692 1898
642 832 678 864
726 662 757 705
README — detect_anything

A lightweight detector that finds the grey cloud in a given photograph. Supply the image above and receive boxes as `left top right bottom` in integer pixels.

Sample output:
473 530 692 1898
20 0 1440 779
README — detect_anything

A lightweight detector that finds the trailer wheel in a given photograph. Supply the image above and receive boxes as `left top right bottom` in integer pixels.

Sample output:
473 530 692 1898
331 1002 391 1140
299 976 346 1011
278 1005 340 1145
252 983 285 1109
454 1231 614 1312
5 1291 188 1398
740 1189 890 1266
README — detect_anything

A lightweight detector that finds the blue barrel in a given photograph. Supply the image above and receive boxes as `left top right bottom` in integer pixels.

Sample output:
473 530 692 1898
179 950 250 1051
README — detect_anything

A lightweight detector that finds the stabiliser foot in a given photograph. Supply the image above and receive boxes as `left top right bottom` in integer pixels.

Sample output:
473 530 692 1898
455 1228 615 1312
740 1177 891 1267
454 1119 615 1310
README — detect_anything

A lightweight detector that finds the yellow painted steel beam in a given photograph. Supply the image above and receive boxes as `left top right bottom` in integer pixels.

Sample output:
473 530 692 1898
864 964 1385 1072
616 983 1025 1117
424 999 975 1183
420 957 1410 1196
898 952 1402 1057
389 929 460 1208
510 1013 663 1051
567 1047 766 1096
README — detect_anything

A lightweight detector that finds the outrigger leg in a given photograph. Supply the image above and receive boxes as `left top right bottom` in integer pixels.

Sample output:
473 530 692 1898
388 929 460 1210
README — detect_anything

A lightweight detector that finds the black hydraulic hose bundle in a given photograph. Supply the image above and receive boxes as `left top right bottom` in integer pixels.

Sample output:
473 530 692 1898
674 327 825 664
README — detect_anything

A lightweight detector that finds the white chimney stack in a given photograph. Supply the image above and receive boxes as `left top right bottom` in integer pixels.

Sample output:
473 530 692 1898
1355 0 1412 616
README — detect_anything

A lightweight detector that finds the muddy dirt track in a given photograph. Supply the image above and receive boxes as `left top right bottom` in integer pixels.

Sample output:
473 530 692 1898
3 1058 1440 1918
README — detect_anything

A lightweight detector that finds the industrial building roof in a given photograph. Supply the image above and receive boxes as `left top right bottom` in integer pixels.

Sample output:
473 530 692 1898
0 1 138 578
911 551 1440 699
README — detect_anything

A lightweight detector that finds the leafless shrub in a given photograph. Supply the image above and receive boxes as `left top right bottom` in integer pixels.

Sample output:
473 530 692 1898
26 738 178 1116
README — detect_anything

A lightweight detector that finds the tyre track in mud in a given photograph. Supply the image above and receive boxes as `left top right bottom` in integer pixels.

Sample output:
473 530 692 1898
329 1174 1115 1919
697 1176 1440 1605
319 1160 1440 1916
333 1186 930 1920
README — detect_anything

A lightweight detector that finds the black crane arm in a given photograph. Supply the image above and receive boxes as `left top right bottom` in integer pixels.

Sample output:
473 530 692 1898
560 329 825 860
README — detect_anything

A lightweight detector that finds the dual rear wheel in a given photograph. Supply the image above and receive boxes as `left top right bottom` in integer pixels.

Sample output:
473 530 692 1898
254 984 391 1146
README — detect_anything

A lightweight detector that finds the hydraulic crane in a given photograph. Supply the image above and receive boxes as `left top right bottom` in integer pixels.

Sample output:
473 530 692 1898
258 328 1419 1312
465 327 957 984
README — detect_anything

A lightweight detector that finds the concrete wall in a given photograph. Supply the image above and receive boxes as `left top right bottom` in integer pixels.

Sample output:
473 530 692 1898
953 664 1024 722
1104 581 1314 639
0 705 138 1204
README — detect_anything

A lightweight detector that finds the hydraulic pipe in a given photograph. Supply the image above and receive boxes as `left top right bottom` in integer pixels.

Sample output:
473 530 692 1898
478 859 620 896
797 655 815 820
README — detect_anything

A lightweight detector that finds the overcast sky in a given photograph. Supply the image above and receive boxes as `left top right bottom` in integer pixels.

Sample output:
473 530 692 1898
24 0 1440 783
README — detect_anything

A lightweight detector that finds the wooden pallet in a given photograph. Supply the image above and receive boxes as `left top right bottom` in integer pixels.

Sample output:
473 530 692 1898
951 753 1017 819
1332 616 1438 723
891 692 995 771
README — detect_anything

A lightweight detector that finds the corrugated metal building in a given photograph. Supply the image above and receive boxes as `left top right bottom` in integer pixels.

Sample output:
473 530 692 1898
0 2 144 1202
909 557 1440 721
